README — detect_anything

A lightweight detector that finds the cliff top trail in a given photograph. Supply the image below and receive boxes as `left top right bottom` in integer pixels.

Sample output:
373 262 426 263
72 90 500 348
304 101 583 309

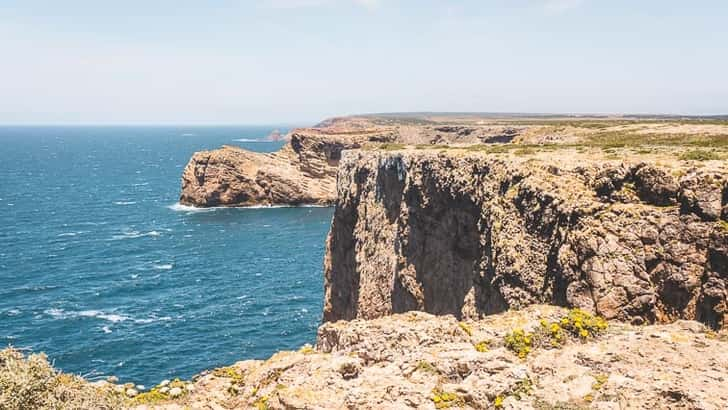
179 114 728 207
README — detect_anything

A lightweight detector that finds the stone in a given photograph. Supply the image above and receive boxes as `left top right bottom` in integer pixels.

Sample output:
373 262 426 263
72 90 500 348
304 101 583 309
125 388 138 398
169 387 183 397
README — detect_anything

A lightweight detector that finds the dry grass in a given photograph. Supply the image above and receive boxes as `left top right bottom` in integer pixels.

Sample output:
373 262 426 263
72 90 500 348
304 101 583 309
0 347 121 410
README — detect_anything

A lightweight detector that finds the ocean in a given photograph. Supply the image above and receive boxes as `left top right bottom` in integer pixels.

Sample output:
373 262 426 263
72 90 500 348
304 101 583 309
0 126 333 386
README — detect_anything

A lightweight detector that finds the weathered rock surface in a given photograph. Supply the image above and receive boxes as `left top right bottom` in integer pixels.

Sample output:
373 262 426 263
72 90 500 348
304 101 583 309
179 132 364 207
179 114 728 207
323 149 728 329
128 306 728 410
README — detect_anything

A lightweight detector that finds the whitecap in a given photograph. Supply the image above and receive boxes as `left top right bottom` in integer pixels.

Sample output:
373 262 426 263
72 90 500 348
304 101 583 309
57 231 86 237
101 326 112 334
134 316 172 324
45 308 66 318
111 230 161 240
233 138 264 142
131 274 139 279
181 133 196 137
45 308 129 323
153 264 173 270
113 201 137 205
6 309 21 316
78 310 129 323
132 182 149 186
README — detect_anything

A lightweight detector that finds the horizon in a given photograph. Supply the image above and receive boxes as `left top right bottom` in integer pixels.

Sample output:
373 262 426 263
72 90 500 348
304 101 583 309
2 0 728 124
2 111 728 127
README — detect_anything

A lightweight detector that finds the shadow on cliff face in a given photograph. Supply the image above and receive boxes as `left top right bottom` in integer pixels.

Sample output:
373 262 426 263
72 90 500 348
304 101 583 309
323 167 368 322
389 160 509 319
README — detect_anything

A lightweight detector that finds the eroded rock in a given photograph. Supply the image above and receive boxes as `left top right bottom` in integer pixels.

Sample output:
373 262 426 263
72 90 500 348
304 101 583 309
323 151 728 329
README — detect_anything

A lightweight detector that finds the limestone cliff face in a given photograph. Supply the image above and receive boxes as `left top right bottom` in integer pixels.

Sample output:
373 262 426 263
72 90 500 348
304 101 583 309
179 133 361 207
323 150 728 329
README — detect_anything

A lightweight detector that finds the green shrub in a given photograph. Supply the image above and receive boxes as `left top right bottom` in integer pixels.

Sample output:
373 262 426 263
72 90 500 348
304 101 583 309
0 347 121 409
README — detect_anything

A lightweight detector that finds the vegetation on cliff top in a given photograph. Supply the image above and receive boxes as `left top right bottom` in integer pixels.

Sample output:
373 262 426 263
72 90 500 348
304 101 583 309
0 347 121 409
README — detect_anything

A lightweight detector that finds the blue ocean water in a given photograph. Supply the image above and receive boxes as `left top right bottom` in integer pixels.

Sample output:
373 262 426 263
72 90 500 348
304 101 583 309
0 126 333 385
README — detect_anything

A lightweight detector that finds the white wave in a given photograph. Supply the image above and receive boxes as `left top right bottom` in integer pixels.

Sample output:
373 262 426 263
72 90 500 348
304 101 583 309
45 308 129 323
57 232 77 237
233 138 265 142
134 316 172 324
180 133 196 137
5 309 21 316
132 182 149 186
101 326 112 334
168 202 331 212
131 274 139 279
45 308 65 318
113 201 137 205
167 203 216 213
78 310 129 322
153 264 173 270
111 230 161 240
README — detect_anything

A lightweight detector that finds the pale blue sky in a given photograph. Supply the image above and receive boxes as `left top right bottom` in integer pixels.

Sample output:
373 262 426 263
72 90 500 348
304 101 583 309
1 0 726 124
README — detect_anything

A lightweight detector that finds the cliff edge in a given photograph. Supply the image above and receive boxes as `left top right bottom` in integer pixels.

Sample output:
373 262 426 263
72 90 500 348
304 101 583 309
324 147 728 329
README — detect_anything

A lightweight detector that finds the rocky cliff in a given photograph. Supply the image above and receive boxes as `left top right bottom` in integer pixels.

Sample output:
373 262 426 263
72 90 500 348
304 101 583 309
323 148 728 329
179 115 728 207
179 132 366 207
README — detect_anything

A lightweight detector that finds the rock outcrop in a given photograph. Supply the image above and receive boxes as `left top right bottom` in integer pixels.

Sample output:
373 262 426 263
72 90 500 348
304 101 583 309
323 149 728 329
179 132 363 207
7 306 728 409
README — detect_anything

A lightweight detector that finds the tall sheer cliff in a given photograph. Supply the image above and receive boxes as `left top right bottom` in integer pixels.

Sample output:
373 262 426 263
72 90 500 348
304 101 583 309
323 149 728 329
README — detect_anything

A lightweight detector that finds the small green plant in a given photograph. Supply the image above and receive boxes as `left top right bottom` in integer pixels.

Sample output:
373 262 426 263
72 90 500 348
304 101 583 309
679 149 720 161
298 344 315 355
559 308 609 339
254 395 270 410
505 309 608 358
458 322 473 336
592 374 608 391
431 389 463 409
474 340 490 353
132 389 169 405
510 377 533 400
415 361 438 374
504 329 532 359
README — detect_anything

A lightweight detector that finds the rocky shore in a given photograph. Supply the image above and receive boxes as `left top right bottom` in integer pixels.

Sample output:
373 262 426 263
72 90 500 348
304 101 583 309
4 305 727 409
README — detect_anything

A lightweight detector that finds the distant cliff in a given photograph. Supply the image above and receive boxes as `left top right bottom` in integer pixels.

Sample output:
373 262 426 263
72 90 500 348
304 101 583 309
179 132 363 207
323 149 728 329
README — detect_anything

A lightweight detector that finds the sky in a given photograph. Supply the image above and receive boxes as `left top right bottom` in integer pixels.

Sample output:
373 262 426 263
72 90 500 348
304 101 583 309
1 0 727 124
